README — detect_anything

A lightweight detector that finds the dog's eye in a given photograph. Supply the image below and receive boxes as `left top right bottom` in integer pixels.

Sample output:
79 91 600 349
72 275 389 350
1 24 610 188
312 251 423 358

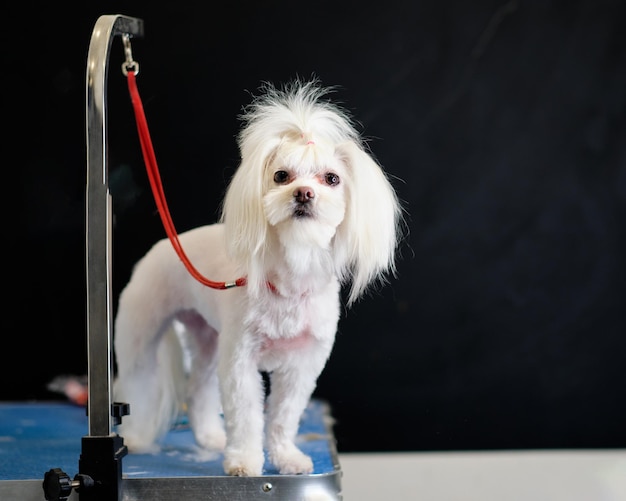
274 170 290 184
325 172 340 186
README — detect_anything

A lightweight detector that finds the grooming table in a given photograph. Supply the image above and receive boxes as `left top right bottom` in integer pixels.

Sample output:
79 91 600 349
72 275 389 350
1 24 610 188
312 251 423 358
0 14 342 500
0 399 341 500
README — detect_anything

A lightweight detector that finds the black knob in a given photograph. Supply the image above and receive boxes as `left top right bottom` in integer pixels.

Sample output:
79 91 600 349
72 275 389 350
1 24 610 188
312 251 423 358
74 473 95 491
43 468 72 501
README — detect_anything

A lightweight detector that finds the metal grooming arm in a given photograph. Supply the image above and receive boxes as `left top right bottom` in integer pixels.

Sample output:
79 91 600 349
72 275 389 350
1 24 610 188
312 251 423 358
85 13 142 440
83 14 143 500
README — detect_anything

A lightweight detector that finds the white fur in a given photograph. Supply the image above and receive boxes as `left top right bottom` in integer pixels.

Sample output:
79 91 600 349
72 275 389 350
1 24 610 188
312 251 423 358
113 79 402 476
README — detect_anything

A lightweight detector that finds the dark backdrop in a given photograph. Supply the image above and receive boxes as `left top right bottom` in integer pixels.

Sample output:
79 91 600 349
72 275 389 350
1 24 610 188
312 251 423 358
4 0 625 452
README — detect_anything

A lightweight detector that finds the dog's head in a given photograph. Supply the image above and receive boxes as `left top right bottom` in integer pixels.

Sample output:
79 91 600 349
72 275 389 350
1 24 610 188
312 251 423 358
221 79 402 305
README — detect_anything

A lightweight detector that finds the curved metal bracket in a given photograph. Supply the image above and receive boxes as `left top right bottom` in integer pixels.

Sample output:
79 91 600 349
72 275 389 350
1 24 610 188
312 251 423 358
85 14 144 438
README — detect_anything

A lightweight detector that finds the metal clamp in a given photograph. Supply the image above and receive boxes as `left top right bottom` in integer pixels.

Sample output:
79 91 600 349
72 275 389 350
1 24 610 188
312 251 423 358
121 33 139 76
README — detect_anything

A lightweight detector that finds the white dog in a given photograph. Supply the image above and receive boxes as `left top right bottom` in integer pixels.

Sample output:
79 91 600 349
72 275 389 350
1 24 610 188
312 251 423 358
113 79 402 476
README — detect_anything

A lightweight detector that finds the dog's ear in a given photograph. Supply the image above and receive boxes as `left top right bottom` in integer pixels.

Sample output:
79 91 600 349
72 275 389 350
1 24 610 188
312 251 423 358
334 141 402 305
220 140 280 265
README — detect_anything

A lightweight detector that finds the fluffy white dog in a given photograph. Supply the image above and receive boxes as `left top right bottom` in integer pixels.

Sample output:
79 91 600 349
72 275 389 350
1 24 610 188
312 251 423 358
113 79 402 476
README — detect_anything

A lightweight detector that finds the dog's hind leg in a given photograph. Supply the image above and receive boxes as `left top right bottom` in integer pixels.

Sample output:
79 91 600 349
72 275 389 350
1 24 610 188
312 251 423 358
178 310 227 451
113 303 181 453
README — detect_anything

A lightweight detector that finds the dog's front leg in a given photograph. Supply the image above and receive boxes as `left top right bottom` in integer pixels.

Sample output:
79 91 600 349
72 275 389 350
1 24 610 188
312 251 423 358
217 333 266 476
264 363 322 475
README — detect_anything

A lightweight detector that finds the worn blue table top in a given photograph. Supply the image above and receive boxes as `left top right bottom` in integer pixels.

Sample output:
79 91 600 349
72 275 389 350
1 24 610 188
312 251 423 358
0 400 338 480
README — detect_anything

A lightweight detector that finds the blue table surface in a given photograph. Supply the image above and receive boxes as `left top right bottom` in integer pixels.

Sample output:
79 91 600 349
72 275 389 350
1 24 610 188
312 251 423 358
0 399 338 480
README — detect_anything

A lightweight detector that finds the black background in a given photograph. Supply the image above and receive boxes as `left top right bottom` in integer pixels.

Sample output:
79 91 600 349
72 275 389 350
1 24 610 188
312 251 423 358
4 0 625 452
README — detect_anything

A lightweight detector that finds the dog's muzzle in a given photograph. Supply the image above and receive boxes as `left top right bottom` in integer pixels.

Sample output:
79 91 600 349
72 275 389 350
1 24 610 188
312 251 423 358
293 186 315 218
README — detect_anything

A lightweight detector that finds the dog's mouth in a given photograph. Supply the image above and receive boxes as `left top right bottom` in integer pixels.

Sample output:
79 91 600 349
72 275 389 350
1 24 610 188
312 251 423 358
293 205 314 218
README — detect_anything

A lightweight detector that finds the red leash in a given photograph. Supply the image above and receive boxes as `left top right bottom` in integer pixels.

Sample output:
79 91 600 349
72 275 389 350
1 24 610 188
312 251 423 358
125 70 246 290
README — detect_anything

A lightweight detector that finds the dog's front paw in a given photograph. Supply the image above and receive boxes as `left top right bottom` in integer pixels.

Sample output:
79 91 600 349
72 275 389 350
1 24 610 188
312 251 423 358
269 445 314 475
223 449 265 476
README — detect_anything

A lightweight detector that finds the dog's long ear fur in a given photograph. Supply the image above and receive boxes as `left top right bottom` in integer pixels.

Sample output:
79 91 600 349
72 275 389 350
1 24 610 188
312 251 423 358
220 133 279 265
334 141 402 305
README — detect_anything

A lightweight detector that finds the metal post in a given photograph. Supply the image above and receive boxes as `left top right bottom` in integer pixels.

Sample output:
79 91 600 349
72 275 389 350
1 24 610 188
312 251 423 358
83 14 144 501
85 12 143 439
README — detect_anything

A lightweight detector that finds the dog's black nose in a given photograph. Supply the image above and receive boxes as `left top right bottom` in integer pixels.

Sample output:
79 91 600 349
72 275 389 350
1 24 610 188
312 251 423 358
293 186 315 203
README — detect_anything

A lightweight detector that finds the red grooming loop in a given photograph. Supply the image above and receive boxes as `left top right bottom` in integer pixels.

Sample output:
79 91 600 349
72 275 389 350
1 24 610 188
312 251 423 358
123 42 245 290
